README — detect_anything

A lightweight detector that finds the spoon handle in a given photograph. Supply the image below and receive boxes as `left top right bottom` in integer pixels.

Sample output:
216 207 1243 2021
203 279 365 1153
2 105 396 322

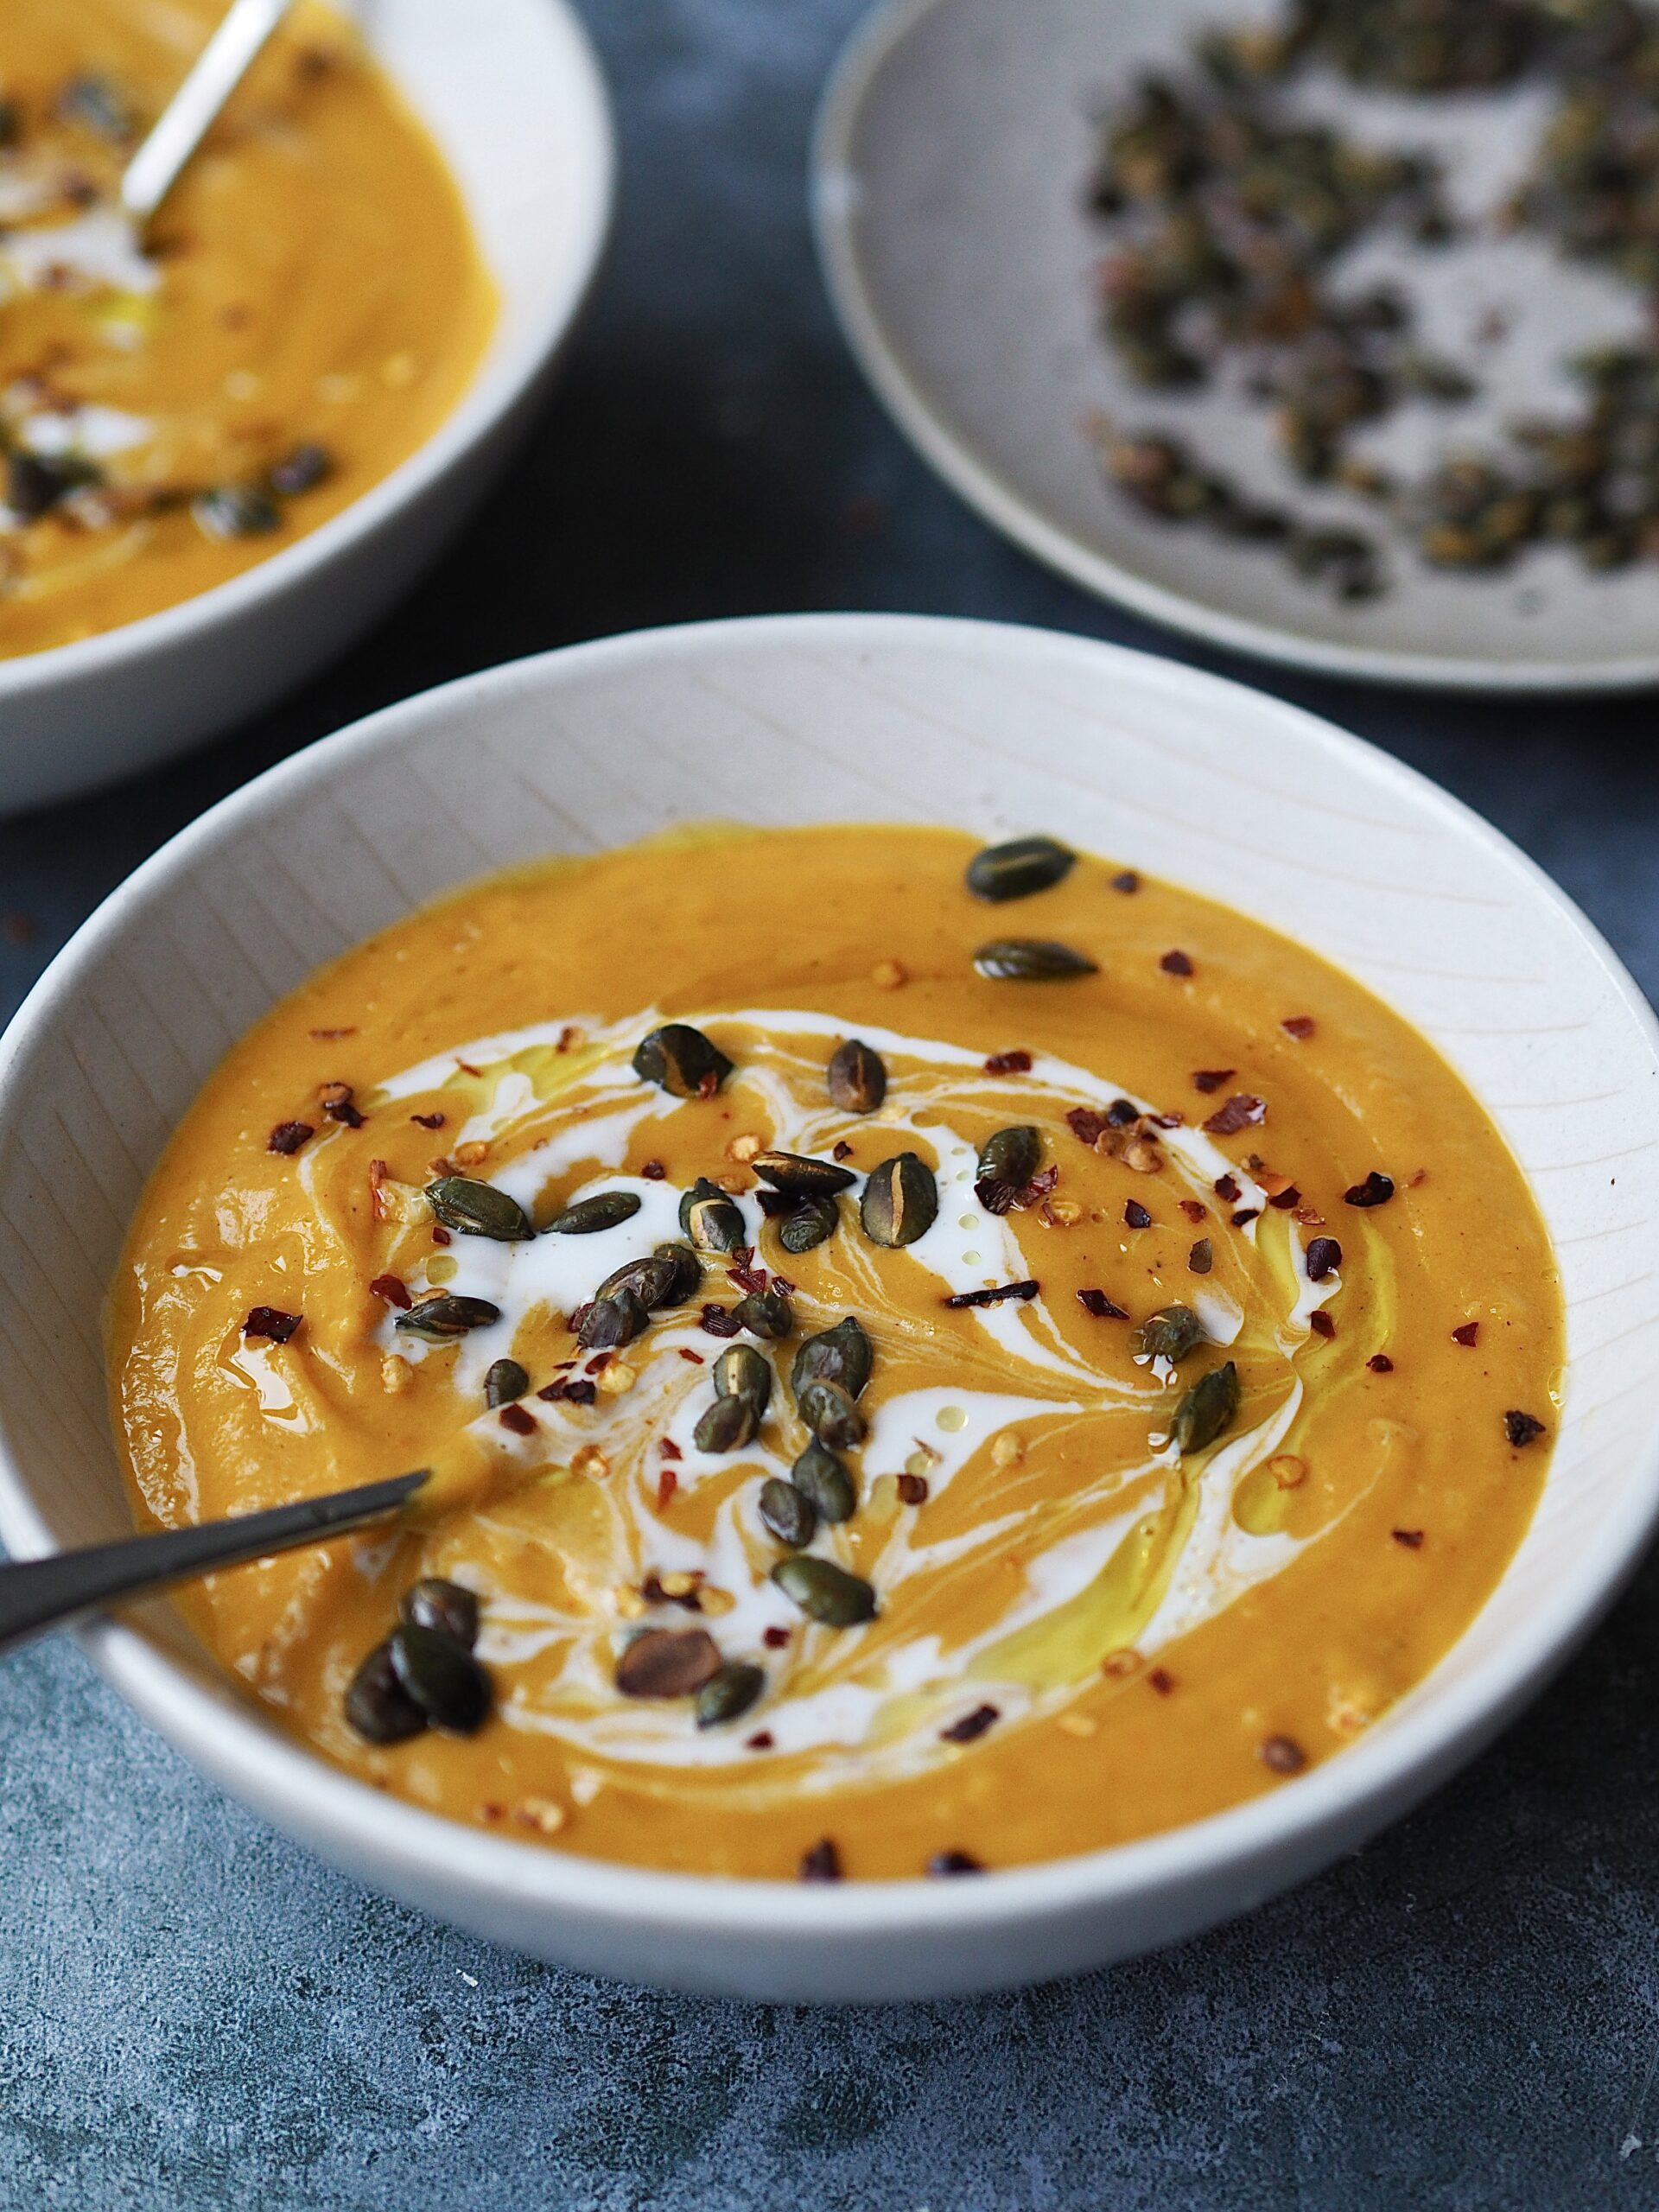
0 1469 427 1656
121 0 299 228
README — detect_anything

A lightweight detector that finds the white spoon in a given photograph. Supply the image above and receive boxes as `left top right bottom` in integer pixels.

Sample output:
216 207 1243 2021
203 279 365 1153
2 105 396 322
120 0 299 230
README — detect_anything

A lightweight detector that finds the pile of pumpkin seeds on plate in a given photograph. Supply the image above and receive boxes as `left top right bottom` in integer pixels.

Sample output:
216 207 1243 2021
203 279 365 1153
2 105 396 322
1089 0 1659 594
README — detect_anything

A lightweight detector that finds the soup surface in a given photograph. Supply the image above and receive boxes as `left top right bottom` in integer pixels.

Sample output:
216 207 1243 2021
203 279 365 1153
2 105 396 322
0 0 493 658
110 825 1561 1881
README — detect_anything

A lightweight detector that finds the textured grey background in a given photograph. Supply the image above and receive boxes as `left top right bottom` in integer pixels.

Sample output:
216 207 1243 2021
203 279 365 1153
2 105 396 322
3 3 1659 2206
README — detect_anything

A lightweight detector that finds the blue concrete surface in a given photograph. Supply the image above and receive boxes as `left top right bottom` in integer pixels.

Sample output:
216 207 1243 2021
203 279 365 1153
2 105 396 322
4 3 1659 2204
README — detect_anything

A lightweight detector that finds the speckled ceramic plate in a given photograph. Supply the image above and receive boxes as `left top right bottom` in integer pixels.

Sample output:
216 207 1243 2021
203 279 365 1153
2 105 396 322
2 615 1657 2001
814 0 1659 690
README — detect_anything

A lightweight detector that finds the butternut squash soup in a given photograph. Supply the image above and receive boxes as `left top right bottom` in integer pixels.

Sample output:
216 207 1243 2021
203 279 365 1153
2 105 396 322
0 0 493 658
110 826 1561 1881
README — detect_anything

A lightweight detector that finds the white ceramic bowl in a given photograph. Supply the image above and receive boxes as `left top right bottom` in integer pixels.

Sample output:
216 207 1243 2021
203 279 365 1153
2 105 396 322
0 0 613 817
815 0 1659 690
2 613 1656 2004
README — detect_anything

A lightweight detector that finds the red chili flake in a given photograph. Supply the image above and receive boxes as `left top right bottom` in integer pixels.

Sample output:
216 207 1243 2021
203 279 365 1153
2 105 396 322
728 1259 769 1297
1260 1734 1306 1775
244 1306 301 1343
1293 1205 1325 1228
940 1703 999 1745
641 1159 666 1180
701 1305 741 1338
368 1273 411 1310
945 1279 1039 1310
659 1438 683 1462
926 1850 985 1878
1179 1199 1207 1224
696 1071 720 1100
1281 1016 1316 1040
655 1465 678 1512
677 1348 705 1366
896 1472 930 1505
1504 1409 1546 1447
1391 1528 1424 1549
1306 1236 1343 1282
454 1060 482 1078
1368 1354 1395 1374
320 1083 365 1128
1018 1166 1060 1209
799 1839 842 1883
431 1226 452 1248
410 1111 446 1130
772 1275 798 1300
1230 1208 1261 1228
832 1140 854 1160
499 1402 537 1436
267 1120 314 1155
1077 1288 1128 1319
586 1352 613 1374
1147 1668 1175 1696
984 1048 1033 1076
1111 869 1140 893
1344 1171 1395 1209
555 1027 582 1054
1202 1093 1267 1136
1192 1069 1235 1095
1452 1321 1479 1347
1213 1173 1241 1203
309 1026 357 1040
1146 1110 1185 1130
762 1624 791 1650
746 1732 775 1751
1160 949 1194 976
1188 1239 1213 1274
1066 1107 1109 1147
537 1377 597 1406
1309 1311 1336 1340
1268 1185 1302 1211
1124 1199 1153 1230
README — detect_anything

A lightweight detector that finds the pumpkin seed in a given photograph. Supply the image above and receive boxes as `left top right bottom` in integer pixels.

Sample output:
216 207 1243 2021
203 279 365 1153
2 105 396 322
400 1578 480 1649
597 1243 701 1312
577 1286 646 1351
696 1660 766 1728
771 1555 878 1627
193 483 281 541
632 1023 732 1097
1129 1305 1206 1363
388 1624 492 1734
484 1357 530 1408
861 1152 938 1248
777 1197 840 1254
344 1639 427 1744
733 1287 792 1340
966 836 1076 903
791 1316 873 1401
791 1440 855 1524
695 1391 759 1454
797 1376 867 1450
976 1125 1041 1190
753 1148 857 1198
267 442 331 497
714 1342 772 1411
679 1177 746 1253
758 1477 817 1548
973 938 1099 982
395 1294 501 1340
426 1176 533 1242
1170 1361 1240 1455
827 1038 887 1114
548 1190 642 1236
615 1626 723 1698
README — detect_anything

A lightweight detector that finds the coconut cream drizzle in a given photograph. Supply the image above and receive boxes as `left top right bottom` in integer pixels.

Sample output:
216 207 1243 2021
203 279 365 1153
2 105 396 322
337 1008 1346 1787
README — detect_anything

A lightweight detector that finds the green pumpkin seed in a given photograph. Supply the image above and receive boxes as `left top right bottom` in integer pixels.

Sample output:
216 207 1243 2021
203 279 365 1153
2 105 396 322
615 1626 722 1697
344 1639 427 1744
966 836 1076 903
791 1440 855 1524
548 1190 642 1236
1170 1361 1240 1456
1129 1305 1207 1363
777 1197 840 1254
976 1125 1041 1189
400 1578 480 1649
426 1176 532 1242
758 1477 817 1548
771 1555 878 1628
388 1624 492 1734
679 1177 746 1253
791 1316 873 1401
753 1148 857 1198
797 1376 867 1450
733 1287 792 1340
484 1357 530 1408
827 1039 887 1115
714 1342 772 1412
694 1391 760 1453
395 1294 501 1340
632 1023 733 1097
696 1660 766 1729
577 1286 646 1351
973 938 1099 982
596 1243 701 1313
861 1152 938 1248
193 483 281 542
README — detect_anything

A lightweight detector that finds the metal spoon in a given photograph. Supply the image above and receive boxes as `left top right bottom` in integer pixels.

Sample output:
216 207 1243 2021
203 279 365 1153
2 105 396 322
120 0 299 231
0 1468 426 1656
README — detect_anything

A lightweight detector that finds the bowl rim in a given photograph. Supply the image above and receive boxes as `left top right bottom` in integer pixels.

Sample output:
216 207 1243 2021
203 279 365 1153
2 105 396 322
0 0 615 701
3 609 1658 1941
810 0 1659 696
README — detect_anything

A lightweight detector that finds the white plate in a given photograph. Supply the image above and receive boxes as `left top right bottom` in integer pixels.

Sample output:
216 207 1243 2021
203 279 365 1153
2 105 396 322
814 0 1659 690
0 0 613 814
1 613 1656 2002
